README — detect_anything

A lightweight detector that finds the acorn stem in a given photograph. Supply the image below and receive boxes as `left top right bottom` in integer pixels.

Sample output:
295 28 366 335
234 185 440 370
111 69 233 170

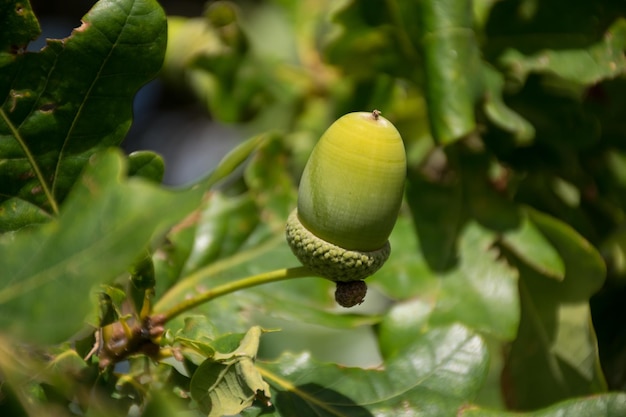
157 266 318 322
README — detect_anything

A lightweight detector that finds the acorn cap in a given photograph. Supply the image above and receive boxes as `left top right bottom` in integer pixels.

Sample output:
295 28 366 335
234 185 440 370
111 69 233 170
285 209 390 282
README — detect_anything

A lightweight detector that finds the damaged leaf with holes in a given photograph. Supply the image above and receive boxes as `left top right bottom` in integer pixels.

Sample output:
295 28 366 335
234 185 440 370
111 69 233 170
190 326 271 417
0 0 167 231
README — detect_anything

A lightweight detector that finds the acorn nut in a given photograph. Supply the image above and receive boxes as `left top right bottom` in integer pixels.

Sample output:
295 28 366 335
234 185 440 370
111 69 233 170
286 110 406 305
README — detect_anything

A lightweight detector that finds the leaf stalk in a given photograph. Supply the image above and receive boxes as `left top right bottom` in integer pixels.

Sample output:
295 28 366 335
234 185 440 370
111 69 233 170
0 108 59 215
157 265 317 322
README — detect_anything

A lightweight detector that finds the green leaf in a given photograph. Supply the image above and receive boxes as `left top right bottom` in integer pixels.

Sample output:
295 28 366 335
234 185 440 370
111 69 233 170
458 148 521 232
503 209 607 409
0 0 40 51
377 298 434 360
482 63 535 144
44 348 89 398
260 324 488 416
153 132 375 334
127 150 165 183
0 0 167 229
155 233 371 336
323 0 416 80
164 12 274 123
190 326 271 417
202 133 269 189
372 216 438 300
143 389 198 417
244 136 297 228
0 149 201 344
462 393 626 416
417 0 483 144
0 196 52 232
434 223 519 339
375 217 519 341
127 249 156 312
528 208 606 301
500 18 626 87
172 315 219 365
505 295 606 409
406 161 466 271
152 133 268 294
501 208 565 280
0 336 64 416
180 192 261 276
177 315 219 345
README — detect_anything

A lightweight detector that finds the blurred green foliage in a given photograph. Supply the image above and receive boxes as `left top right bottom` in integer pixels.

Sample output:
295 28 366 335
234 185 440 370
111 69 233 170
2 0 626 416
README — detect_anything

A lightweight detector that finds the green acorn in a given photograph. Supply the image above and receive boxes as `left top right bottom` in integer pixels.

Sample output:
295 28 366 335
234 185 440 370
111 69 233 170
286 110 406 306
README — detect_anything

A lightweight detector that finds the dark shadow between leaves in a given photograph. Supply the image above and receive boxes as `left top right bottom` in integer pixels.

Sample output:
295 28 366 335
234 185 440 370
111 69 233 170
407 166 465 273
407 143 523 273
273 383 374 417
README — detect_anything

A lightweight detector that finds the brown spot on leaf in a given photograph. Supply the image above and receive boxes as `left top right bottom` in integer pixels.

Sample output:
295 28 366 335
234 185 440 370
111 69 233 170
10 45 27 55
9 90 30 112
81 174 100 196
19 170 35 180
39 102 57 113
75 21 90 32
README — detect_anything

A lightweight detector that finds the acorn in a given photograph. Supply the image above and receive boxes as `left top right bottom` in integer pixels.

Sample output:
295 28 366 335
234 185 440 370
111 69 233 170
286 110 406 306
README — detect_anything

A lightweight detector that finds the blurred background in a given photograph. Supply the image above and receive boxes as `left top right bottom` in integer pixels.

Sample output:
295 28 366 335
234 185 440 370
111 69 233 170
29 0 242 185
25 0 389 369
23 0 626 396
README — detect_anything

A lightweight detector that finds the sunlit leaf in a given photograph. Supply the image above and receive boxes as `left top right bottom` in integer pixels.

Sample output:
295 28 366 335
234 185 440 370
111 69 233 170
462 393 626 416
155 233 369 336
0 149 201 344
3 1 625 415
260 324 488 417
323 0 417 80
190 326 271 417
153 133 269 294
244 136 297 228
375 216 519 341
181 192 260 276
482 63 535 144
127 150 165 183
0 0 167 230
500 18 626 87
417 0 483 144
503 209 607 410
501 208 565 280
